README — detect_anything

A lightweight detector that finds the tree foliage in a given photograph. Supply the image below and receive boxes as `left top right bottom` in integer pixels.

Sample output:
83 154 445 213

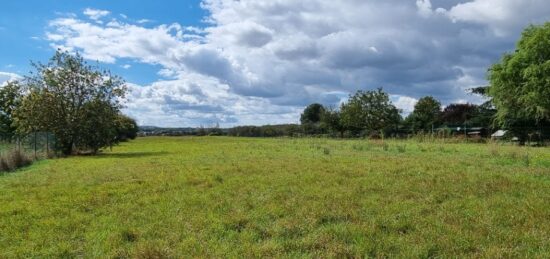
340 88 401 135
440 103 479 126
0 81 23 140
407 96 441 132
320 107 345 137
115 114 139 141
300 103 325 124
488 22 550 140
14 50 127 155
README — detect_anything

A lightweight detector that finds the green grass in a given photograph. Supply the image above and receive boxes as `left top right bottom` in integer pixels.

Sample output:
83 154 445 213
1 137 550 257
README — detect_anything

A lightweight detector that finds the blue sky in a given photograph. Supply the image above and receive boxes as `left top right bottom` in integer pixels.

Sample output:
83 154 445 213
1 0 550 127
0 0 206 85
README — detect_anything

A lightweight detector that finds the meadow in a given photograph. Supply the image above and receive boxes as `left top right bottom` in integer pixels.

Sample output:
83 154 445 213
1 136 549 257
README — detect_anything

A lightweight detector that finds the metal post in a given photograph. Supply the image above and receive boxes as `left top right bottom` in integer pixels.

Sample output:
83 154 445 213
34 132 37 159
46 133 49 157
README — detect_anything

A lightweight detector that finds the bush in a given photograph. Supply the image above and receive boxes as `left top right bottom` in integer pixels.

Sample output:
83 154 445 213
0 149 33 172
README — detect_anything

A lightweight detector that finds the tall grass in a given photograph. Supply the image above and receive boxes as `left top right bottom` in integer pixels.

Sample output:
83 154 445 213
0 149 33 172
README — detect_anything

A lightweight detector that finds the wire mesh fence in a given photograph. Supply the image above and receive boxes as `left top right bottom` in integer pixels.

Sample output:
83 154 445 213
0 132 56 159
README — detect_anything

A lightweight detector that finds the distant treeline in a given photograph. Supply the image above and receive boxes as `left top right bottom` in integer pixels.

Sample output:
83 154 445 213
139 124 301 138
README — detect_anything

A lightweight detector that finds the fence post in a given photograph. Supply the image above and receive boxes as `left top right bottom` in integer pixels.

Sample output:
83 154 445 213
46 133 49 157
34 132 37 159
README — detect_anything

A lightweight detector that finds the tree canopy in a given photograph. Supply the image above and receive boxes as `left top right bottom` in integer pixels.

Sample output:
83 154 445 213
488 22 550 140
340 88 401 135
14 50 128 155
300 103 325 124
0 81 23 140
407 96 441 132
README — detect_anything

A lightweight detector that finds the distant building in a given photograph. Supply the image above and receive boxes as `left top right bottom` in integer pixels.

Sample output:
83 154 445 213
491 130 507 139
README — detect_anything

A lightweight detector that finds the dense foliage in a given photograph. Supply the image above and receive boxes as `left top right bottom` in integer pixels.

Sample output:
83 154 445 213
0 81 23 140
488 22 550 142
340 88 401 136
406 96 441 132
0 50 137 155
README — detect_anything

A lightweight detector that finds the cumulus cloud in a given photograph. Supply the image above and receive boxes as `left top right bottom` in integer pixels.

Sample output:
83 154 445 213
392 95 419 115
0 72 21 87
83 8 110 22
44 0 550 126
445 0 550 35
123 74 301 127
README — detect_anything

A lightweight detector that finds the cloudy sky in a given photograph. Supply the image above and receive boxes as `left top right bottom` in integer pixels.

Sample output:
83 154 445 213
1 0 550 127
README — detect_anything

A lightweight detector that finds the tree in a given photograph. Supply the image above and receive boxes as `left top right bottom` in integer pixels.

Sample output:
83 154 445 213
0 81 23 140
340 88 401 136
407 96 441 132
488 22 550 142
440 103 479 126
14 50 127 155
115 114 139 141
320 107 345 137
300 103 325 124
300 103 325 135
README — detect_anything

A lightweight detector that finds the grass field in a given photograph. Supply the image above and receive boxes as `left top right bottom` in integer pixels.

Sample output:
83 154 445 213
1 137 549 257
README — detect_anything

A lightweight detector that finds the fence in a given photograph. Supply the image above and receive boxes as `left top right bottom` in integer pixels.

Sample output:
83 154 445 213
0 132 56 159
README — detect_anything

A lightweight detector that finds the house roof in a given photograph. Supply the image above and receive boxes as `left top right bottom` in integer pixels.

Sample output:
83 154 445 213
491 130 507 138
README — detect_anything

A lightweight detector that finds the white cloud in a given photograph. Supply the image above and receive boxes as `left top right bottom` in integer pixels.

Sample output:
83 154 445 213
392 95 418 115
444 0 550 36
416 0 433 18
44 1 550 126
123 74 301 127
0 72 22 87
83 8 110 22
137 19 152 24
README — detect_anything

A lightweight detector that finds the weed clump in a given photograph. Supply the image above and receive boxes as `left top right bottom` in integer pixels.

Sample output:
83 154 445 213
396 144 407 153
0 149 33 172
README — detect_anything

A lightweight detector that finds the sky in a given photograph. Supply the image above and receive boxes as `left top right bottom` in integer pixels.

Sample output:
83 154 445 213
1 0 550 127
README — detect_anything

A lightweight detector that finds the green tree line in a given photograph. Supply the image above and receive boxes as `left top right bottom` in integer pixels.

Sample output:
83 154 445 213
299 22 550 143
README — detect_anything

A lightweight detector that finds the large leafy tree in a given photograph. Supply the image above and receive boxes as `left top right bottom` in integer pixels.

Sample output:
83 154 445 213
300 103 325 124
0 81 23 140
440 103 479 126
340 88 401 135
407 96 441 132
488 22 550 141
300 103 326 135
15 50 127 155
